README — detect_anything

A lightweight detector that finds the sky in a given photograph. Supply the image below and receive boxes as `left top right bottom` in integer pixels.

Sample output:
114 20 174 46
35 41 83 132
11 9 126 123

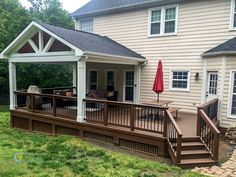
19 0 91 13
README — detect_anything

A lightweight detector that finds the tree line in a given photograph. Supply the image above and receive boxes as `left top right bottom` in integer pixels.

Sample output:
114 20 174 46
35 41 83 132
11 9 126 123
0 0 75 94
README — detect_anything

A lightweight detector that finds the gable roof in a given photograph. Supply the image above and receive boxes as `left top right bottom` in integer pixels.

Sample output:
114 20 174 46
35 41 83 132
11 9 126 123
1 21 145 61
71 0 179 19
202 37 236 57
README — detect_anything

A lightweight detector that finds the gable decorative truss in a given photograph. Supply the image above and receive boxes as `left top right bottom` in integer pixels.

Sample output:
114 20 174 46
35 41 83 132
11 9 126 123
0 21 83 59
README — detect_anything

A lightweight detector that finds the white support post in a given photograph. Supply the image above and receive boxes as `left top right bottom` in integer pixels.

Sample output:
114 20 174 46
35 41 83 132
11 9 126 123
9 62 17 110
77 58 86 122
73 64 77 95
134 65 141 103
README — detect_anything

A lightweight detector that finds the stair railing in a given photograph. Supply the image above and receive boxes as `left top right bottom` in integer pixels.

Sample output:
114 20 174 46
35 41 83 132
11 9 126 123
165 110 183 164
197 99 221 161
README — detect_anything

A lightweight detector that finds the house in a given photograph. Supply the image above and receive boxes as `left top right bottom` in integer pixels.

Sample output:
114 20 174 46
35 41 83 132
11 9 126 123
72 0 236 129
2 0 232 167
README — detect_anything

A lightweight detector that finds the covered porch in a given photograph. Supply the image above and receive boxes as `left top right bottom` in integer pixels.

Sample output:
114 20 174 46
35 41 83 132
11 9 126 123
1 21 220 167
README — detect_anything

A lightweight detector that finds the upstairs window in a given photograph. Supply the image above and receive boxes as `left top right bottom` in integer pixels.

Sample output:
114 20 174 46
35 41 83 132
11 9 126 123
149 5 178 36
80 19 93 33
231 0 236 29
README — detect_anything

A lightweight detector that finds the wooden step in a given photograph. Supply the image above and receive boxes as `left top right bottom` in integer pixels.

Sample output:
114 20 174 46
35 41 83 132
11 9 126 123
181 150 211 159
172 142 205 150
179 158 217 168
182 137 201 142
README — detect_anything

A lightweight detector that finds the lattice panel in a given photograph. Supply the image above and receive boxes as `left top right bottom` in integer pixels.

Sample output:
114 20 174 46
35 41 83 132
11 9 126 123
84 131 114 144
119 139 159 155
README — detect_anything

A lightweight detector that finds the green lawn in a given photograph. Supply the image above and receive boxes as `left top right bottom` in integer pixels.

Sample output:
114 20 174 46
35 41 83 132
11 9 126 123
0 106 206 177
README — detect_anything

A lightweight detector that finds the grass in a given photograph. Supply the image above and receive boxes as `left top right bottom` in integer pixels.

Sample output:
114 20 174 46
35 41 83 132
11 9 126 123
0 105 207 177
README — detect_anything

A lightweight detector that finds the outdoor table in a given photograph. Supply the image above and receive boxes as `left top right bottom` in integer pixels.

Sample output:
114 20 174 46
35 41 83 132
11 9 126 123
143 100 173 107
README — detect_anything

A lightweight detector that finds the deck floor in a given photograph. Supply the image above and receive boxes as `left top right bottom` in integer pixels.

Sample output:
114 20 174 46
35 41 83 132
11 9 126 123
16 106 197 137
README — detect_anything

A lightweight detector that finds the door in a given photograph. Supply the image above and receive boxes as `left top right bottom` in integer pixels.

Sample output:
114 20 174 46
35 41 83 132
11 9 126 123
124 71 134 102
206 72 218 101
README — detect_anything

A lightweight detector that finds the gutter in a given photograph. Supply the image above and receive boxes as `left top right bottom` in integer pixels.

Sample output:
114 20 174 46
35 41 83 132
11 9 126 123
201 51 236 58
83 51 146 63
72 0 180 19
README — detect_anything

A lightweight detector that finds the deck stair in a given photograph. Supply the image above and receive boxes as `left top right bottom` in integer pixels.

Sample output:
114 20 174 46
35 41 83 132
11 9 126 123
170 137 218 168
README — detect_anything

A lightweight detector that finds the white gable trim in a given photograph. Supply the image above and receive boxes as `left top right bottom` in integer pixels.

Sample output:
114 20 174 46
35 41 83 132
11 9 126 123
0 21 83 58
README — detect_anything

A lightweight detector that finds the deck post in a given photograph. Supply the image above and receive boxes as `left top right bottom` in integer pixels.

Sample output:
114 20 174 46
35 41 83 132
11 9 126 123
9 62 17 110
77 58 86 122
197 108 201 136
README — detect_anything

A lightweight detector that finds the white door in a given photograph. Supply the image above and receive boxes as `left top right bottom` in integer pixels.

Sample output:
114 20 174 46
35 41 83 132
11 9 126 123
124 71 134 102
206 72 218 101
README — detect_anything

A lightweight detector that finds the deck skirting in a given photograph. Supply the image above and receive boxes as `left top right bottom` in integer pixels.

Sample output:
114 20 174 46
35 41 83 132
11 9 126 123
11 110 168 157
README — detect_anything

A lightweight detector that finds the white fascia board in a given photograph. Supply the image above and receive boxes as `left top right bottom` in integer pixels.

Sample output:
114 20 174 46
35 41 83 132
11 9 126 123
84 51 146 65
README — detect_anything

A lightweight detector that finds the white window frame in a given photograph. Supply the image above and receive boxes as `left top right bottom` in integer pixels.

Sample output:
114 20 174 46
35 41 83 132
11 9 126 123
88 69 98 90
169 70 191 92
230 0 236 30
227 70 236 119
105 69 116 91
148 4 179 37
79 18 93 33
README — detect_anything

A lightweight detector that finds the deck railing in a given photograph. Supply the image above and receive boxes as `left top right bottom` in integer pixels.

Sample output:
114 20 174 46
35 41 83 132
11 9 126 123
197 98 220 161
14 91 77 119
165 110 183 164
84 98 168 134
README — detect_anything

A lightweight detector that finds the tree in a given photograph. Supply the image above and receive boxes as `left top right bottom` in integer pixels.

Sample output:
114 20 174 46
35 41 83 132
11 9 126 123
28 0 74 28
0 0 31 94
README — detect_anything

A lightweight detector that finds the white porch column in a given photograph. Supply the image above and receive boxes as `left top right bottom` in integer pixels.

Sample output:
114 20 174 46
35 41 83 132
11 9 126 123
134 65 141 103
72 64 77 94
77 58 86 122
9 62 17 110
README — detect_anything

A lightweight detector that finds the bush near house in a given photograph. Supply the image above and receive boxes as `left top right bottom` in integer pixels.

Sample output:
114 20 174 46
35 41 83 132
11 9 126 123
0 106 205 177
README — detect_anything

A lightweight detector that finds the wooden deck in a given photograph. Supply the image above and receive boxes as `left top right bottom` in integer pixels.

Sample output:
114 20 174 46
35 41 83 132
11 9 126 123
13 91 220 168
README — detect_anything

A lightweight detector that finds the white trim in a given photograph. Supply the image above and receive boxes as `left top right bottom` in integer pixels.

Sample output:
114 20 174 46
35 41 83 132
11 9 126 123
28 39 39 53
201 59 207 103
230 0 236 30
84 51 145 63
148 4 178 37
42 37 55 53
123 70 135 102
227 70 236 118
219 56 226 122
39 30 44 52
0 21 83 58
105 69 116 91
169 69 191 92
134 65 141 103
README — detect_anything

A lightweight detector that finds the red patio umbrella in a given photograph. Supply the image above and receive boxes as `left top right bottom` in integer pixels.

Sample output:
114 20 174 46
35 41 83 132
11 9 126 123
152 60 164 102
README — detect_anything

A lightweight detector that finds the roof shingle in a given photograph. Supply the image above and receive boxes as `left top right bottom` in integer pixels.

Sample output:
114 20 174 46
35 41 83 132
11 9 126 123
37 21 145 59
71 0 178 18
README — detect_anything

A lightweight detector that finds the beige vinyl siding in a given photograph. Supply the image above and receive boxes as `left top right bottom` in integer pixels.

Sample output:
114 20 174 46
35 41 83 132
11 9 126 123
220 57 236 128
86 63 134 101
78 0 236 113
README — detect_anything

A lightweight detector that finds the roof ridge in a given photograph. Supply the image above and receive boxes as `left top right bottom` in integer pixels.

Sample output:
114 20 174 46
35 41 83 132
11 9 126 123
34 20 104 38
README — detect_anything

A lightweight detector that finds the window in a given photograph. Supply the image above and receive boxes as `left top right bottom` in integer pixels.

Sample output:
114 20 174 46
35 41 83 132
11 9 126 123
149 5 178 36
89 70 98 90
170 71 190 91
231 0 236 29
229 72 236 117
80 19 93 33
124 71 134 101
106 70 116 91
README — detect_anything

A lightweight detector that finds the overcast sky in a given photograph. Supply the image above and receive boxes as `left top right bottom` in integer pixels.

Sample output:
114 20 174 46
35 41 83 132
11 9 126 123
19 0 91 13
